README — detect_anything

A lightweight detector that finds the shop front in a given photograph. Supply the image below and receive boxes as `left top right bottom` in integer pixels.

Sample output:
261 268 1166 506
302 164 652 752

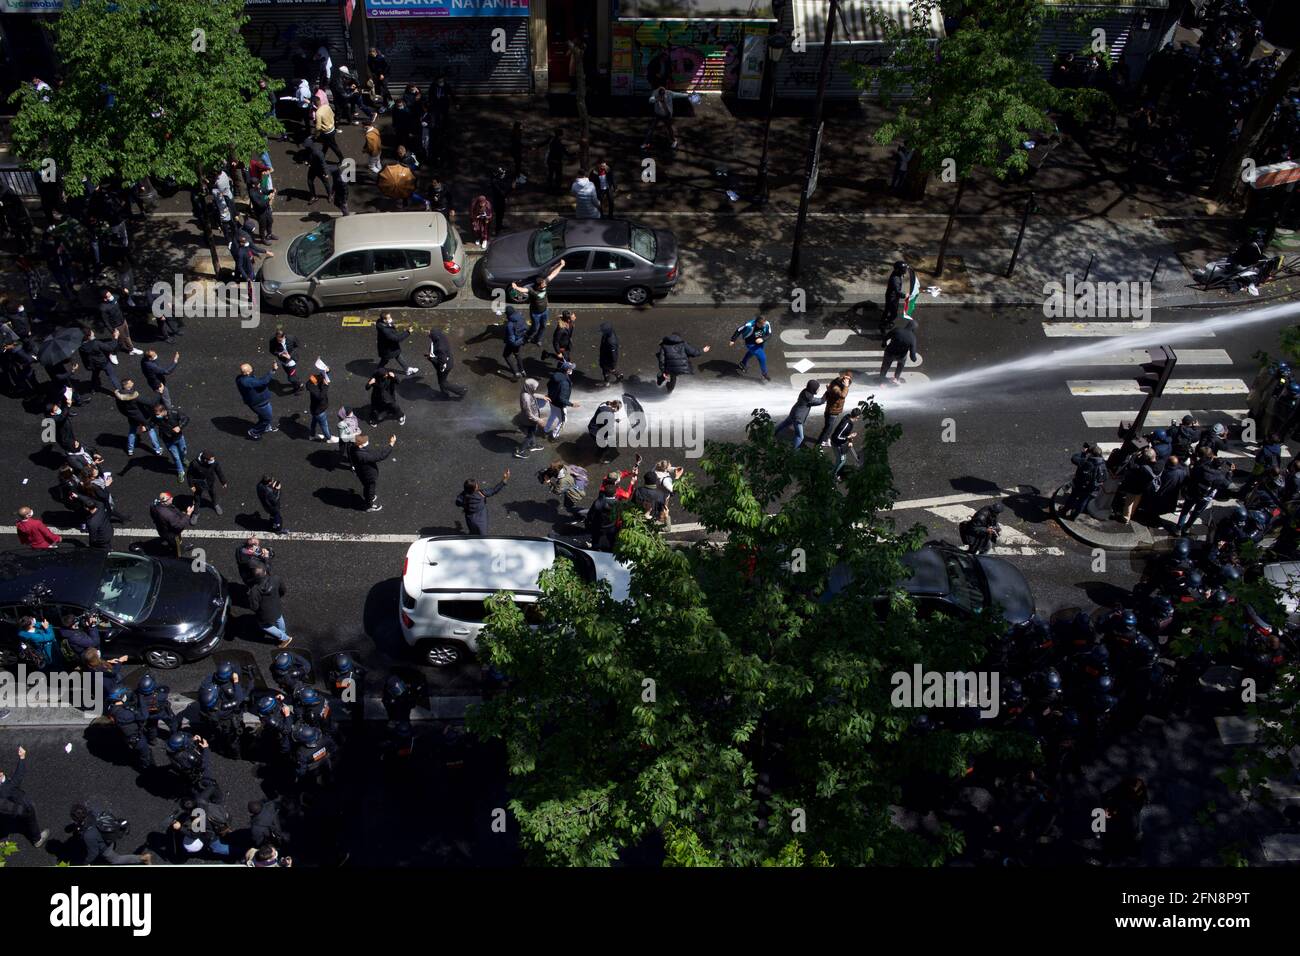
609 1 776 97
241 0 353 84
361 0 532 93
0 0 61 102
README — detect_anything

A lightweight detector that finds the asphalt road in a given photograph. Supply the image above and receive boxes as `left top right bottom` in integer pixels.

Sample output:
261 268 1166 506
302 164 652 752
3 286 1299 866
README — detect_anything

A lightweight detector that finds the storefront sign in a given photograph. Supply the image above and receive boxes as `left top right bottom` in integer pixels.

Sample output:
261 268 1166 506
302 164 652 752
0 0 63 12
736 27 767 100
363 0 528 17
611 24 636 95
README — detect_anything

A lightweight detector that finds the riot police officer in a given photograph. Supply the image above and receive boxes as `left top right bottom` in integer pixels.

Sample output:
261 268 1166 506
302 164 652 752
254 693 296 759
214 683 248 760
165 733 219 799
106 687 153 770
381 674 429 725
1263 380 1300 440
325 653 366 728
135 673 176 743
270 650 313 695
294 686 336 735
203 660 250 705
1248 360 1290 421
292 724 336 788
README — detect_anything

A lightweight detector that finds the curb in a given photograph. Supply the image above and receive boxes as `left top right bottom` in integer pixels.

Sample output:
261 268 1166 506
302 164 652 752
1050 485 1154 551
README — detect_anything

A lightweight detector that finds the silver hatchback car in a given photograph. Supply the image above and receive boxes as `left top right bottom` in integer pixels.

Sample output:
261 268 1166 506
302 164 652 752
259 212 466 316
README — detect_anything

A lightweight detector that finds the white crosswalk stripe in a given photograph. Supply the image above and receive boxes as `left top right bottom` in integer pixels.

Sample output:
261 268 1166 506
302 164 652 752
1041 322 1216 338
1054 348 1234 366
1067 378 1248 396
1080 409 1246 429
923 504 1065 556
1095 441 1290 461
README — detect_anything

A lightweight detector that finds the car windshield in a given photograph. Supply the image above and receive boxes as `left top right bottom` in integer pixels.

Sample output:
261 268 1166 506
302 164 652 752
530 221 566 267
629 225 657 261
93 552 158 624
553 541 597 582
941 551 986 614
290 220 335 276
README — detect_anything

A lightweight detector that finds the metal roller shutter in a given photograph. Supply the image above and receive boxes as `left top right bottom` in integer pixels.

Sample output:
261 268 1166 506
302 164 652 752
242 4 352 83
368 17 531 93
1032 10 1136 76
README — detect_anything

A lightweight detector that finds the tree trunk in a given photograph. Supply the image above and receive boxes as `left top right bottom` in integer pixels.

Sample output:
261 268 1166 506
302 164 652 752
572 42 590 170
195 163 220 277
935 176 967 277
1213 49 1300 204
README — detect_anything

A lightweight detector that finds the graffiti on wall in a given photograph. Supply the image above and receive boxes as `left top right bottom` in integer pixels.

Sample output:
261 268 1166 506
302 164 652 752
624 20 763 92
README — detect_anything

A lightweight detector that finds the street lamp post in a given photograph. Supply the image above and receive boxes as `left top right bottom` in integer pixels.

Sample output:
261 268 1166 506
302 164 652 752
755 33 788 205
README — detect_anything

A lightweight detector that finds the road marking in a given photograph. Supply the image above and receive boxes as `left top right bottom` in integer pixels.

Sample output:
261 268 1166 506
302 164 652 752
1041 322 1216 338
923 504 1065 555
785 354 925 369
1067 379 1248 396
341 316 373 327
18 527 423 545
779 330 859 346
1081 409 1246 428
1054 348 1234 366
890 491 1020 510
784 350 888 358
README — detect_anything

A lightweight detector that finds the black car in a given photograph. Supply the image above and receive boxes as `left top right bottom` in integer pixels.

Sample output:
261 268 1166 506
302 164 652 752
824 543 1036 625
481 218 679 305
0 549 228 669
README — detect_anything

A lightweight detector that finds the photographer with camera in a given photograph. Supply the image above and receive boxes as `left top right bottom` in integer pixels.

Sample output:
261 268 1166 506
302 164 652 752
70 802 153 864
256 474 286 534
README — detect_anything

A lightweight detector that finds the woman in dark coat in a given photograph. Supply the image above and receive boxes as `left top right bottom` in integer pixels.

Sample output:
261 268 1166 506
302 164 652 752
455 471 510 535
366 370 404 426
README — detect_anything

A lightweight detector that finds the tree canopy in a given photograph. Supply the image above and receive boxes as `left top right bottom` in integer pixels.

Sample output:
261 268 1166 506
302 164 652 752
469 404 1034 866
9 0 279 194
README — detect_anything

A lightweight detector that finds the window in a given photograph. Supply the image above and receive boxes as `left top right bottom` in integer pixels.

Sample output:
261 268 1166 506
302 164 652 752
290 220 334 276
629 225 657 261
590 251 635 271
941 552 986 614
441 225 460 262
530 220 566 266
316 250 371 279
406 249 432 268
94 553 157 624
438 599 489 624
372 249 408 273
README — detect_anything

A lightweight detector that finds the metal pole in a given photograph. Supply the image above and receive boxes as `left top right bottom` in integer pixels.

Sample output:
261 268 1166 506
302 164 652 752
1150 257 1161 283
788 0 838 280
1082 252 1095 284
1005 191 1035 278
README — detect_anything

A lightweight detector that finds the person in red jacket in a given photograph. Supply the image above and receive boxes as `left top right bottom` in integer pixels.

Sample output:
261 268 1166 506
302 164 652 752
14 507 60 548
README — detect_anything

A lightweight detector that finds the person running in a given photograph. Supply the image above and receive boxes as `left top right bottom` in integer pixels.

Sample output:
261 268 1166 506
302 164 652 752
730 314 772 382
336 405 361 469
830 407 862 478
152 402 190 481
515 378 549 459
656 333 710 393
814 371 853 446
113 379 164 458
545 361 580 439
427 327 467 399
0 747 49 849
774 381 824 448
455 471 510 535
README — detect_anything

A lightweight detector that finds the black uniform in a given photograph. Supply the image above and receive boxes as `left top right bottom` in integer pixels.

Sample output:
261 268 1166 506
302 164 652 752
107 698 154 770
428 328 466 398
963 505 1002 555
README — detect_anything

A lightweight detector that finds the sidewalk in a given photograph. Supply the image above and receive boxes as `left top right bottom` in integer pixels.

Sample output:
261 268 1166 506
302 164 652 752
7 92 1294 311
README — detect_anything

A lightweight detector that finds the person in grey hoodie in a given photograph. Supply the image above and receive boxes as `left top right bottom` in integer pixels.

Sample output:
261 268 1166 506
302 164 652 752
515 378 549 459
774 381 825 448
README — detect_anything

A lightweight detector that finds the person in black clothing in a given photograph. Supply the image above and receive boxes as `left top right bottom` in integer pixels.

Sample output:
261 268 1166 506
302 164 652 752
306 371 337 441
46 402 76 453
880 319 918 385
544 311 576 363
78 328 121 394
141 348 179 410
70 803 152 865
269 328 302 393
187 451 228 516
84 502 114 550
330 163 350 216
1176 449 1235 536
257 475 286 533
1062 443 1108 520
352 433 396 512
248 798 290 850
0 747 49 848
367 369 404 426
149 491 196 558
375 312 419 375
544 131 570 192
881 260 912 340
774 381 824 448
303 138 331 203
489 166 512 233
248 181 277 242
655 333 710 393
427 327 467 399
598 322 622 386
248 565 293 647
455 471 510 535
235 537 274 587
963 503 1003 555
585 477 620 551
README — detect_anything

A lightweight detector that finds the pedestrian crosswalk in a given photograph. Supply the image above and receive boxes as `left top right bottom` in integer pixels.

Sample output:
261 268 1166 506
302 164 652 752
922 503 1065 556
777 328 926 388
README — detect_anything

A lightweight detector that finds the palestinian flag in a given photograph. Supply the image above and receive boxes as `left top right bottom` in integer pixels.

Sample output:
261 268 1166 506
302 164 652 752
903 268 921 317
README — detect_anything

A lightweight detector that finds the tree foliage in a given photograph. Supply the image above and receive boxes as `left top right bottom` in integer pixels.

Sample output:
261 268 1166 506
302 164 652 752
469 404 1033 866
858 0 1105 181
9 0 279 195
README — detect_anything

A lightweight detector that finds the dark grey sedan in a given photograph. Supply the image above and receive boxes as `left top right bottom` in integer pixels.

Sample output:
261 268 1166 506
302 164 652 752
481 218 680 305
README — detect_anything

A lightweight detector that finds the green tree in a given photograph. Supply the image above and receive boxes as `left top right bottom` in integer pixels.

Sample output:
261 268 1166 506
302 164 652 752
469 405 1034 866
9 0 280 272
857 0 1105 275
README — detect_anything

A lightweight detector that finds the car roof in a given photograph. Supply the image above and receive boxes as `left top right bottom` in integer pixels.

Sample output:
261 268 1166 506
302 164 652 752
414 536 558 594
0 548 109 608
334 211 448 250
563 219 632 250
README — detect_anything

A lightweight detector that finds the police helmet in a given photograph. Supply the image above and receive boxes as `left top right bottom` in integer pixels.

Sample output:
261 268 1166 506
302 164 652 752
271 652 293 674
214 660 235 684
199 685 220 710
384 676 407 698
1173 538 1191 559
137 674 157 695
1039 668 1062 691
107 686 130 704
1153 429 1169 442
1289 381 1300 396
255 694 279 716
166 731 190 753
1132 635 1157 662
331 653 354 675
294 725 321 746
1210 588 1231 607
1095 674 1114 693
296 686 320 706
1187 569 1205 590
1121 611 1138 630
1233 505 1249 523
1220 565 1243 584
1061 708 1082 731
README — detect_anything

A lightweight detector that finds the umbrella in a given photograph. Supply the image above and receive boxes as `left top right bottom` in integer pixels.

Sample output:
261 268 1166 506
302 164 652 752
377 164 415 200
37 326 84 369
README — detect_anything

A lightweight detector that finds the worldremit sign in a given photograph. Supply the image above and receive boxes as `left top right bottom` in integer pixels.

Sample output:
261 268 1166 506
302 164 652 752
363 0 528 16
